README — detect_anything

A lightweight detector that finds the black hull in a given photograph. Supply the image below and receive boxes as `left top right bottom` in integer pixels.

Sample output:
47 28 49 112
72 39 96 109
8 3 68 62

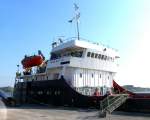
14 78 150 112
14 78 103 108
118 98 150 113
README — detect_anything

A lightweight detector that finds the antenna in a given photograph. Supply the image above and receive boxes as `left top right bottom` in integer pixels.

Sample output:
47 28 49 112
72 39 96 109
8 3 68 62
69 3 80 40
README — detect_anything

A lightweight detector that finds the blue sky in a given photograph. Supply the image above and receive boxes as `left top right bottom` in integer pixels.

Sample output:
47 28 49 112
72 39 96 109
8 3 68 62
0 0 150 87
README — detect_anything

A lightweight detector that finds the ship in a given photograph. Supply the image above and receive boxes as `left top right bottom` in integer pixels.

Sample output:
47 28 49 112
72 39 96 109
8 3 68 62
13 39 150 111
14 36 120 107
13 4 121 109
13 4 150 112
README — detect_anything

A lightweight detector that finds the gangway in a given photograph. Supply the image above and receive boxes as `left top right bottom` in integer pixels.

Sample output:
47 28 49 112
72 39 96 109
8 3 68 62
99 94 129 117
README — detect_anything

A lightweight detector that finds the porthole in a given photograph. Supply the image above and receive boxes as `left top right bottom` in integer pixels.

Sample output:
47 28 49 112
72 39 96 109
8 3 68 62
80 73 82 78
92 73 94 78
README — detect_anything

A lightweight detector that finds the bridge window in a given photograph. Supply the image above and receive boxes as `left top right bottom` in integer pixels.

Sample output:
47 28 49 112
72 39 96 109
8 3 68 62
87 52 91 57
70 51 83 57
104 56 107 60
75 51 83 57
98 54 101 59
87 52 111 61
101 55 104 60
95 53 98 58
50 53 61 60
91 53 94 58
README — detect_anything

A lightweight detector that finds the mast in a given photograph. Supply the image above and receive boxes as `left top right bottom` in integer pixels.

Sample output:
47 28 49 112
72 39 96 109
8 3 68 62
76 15 80 40
69 3 80 40
74 3 80 40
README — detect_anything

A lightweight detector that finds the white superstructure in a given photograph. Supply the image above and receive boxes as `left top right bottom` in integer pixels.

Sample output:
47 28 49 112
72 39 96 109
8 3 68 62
45 38 119 95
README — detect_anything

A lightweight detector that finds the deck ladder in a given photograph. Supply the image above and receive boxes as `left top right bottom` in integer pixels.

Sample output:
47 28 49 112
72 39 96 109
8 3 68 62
99 94 129 117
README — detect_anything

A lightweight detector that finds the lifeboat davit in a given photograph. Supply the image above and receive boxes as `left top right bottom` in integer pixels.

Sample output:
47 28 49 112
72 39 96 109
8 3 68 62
21 55 43 69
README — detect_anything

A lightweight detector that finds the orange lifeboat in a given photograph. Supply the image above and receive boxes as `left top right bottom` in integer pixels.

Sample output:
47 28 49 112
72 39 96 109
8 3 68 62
21 55 43 69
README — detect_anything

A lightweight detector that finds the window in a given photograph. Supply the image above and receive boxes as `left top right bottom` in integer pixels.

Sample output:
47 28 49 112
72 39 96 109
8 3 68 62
104 56 107 60
80 73 82 78
87 52 91 57
76 51 83 57
71 52 75 56
61 51 83 58
98 54 101 59
50 53 61 60
95 53 98 58
101 55 104 60
91 53 94 58
92 73 94 78
100 74 101 78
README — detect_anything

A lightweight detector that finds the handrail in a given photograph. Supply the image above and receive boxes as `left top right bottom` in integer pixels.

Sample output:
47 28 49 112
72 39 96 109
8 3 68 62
100 94 129 113
106 95 128 113
100 94 121 109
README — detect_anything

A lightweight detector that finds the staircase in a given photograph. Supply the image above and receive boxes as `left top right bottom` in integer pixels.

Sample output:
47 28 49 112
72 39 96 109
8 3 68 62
99 94 129 117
